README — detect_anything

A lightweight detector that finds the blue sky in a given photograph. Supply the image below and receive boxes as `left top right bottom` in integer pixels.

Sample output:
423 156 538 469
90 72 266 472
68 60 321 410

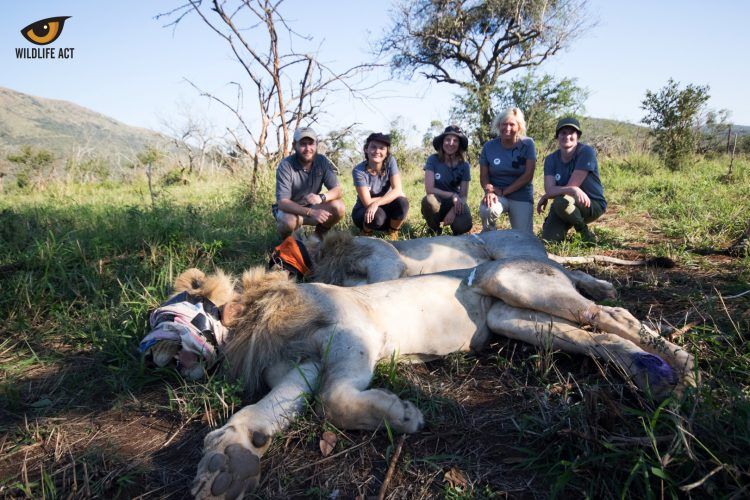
2 1 749 143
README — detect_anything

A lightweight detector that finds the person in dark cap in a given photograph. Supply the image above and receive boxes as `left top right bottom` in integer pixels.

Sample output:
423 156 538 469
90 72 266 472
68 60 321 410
421 125 473 235
351 132 409 238
537 117 607 243
273 126 345 238
479 108 537 233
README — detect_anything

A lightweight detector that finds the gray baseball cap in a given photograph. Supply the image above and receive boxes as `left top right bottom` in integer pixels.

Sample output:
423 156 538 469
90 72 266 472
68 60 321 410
293 127 317 143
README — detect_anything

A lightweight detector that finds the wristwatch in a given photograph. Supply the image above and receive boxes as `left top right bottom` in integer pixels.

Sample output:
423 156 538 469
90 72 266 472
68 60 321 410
320 193 327 203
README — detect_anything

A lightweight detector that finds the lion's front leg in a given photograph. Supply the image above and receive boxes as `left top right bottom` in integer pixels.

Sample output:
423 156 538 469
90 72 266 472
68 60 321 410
192 360 320 500
319 360 424 434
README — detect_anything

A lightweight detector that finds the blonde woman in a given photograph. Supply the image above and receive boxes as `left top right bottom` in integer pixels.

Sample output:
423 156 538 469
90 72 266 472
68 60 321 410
479 108 537 232
421 126 472 235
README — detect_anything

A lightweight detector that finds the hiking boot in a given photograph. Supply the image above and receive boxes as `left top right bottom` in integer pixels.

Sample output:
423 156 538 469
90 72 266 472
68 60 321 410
387 229 400 240
361 228 373 237
578 225 598 245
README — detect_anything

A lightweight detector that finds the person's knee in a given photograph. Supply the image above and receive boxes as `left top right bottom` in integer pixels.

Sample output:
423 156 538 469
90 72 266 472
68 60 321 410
371 208 388 229
421 194 440 213
392 196 410 220
351 209 365 229
452 210 473 235
276 213 298 237
551 195 576 218
321 199 345 226
328 198 345 219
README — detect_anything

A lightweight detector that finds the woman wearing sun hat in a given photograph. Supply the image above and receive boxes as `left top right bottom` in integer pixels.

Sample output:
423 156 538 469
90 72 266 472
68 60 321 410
421 125 473 235
536 117 606 243
351 132 410 238
478 108 537 233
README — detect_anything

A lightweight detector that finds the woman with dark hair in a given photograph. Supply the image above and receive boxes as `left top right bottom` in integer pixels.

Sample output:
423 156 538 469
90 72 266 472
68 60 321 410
421 125 472 235
351 133 409 238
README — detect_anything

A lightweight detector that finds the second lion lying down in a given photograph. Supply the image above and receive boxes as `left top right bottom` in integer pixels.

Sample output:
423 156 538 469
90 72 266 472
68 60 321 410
185 257 696 499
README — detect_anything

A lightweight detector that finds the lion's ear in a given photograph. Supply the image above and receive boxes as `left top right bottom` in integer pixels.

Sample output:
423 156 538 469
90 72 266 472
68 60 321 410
174 268 206 293
201 270 235 306
221 302 245 327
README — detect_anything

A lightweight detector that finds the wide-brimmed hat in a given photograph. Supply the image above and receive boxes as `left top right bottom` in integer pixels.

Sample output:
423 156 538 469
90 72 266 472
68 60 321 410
433 125 469 152
365 132 391 147
555 117 582 137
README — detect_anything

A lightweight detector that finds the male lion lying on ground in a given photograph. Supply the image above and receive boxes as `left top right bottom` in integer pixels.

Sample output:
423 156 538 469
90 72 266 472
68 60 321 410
178 258 695 500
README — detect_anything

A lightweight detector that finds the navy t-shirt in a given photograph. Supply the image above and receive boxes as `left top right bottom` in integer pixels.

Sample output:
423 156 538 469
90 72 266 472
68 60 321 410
543 143 606 210
352 156 399 210
479 137 537 203
424 154 470 195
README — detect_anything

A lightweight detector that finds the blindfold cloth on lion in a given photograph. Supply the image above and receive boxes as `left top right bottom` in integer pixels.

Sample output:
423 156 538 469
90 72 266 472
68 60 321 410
139 269 242 380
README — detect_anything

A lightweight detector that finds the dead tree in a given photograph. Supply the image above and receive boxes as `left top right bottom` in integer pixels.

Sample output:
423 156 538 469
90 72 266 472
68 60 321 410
158 0 375 182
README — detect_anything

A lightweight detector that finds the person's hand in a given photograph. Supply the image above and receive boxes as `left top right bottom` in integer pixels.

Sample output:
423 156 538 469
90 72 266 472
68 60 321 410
303 193 322 205
571 187 591 208
365 203 379 224
452 195 463 215
310 208 331 224
443 207 456 226
536 194 549 214
483 191 498 207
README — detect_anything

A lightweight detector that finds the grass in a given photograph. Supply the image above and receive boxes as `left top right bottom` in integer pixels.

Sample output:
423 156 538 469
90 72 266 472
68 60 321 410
1 152 749 498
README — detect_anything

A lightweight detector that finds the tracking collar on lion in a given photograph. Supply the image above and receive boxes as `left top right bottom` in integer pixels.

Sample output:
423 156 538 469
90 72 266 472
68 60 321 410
268 236 314 280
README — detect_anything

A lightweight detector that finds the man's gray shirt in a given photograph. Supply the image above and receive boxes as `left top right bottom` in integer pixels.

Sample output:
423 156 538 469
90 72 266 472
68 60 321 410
275 153 339 205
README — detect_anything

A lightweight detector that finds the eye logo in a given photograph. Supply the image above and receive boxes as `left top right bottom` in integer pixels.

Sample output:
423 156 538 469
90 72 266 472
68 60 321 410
21 16 71 45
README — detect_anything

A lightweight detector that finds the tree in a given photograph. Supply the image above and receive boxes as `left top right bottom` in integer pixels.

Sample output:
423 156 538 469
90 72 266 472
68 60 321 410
161 109 217 175
380 0 591 144
640 78 710 170
158 1 374 180
7 145 55 188
451 71 586 151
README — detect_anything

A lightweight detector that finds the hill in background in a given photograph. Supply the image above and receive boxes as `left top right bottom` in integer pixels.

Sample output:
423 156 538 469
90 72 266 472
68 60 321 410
0 86 167 159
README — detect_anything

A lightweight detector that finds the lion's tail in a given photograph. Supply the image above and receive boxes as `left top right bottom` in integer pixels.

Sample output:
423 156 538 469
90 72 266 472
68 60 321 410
548 254 676 268
223 267 330 397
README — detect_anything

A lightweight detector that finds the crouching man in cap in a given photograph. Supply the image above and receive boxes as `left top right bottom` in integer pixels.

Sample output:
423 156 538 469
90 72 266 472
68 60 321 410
273 127 345 238
537 117 607 243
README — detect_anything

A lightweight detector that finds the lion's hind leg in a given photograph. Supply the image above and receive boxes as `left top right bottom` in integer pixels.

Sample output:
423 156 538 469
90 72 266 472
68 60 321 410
474 259 695 391
486 302 678 398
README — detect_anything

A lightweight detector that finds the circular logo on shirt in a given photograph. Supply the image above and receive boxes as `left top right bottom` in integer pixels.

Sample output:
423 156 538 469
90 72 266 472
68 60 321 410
493 158 501 165
555 173 561 181
435 173 441 180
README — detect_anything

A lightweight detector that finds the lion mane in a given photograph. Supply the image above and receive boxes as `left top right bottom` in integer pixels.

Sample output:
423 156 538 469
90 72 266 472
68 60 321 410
223 267 332 397
308 231 376 285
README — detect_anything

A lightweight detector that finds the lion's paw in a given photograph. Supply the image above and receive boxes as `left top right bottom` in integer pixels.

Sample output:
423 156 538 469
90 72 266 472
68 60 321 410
576 277 617 302
392 399 425 434
191 425 271 500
